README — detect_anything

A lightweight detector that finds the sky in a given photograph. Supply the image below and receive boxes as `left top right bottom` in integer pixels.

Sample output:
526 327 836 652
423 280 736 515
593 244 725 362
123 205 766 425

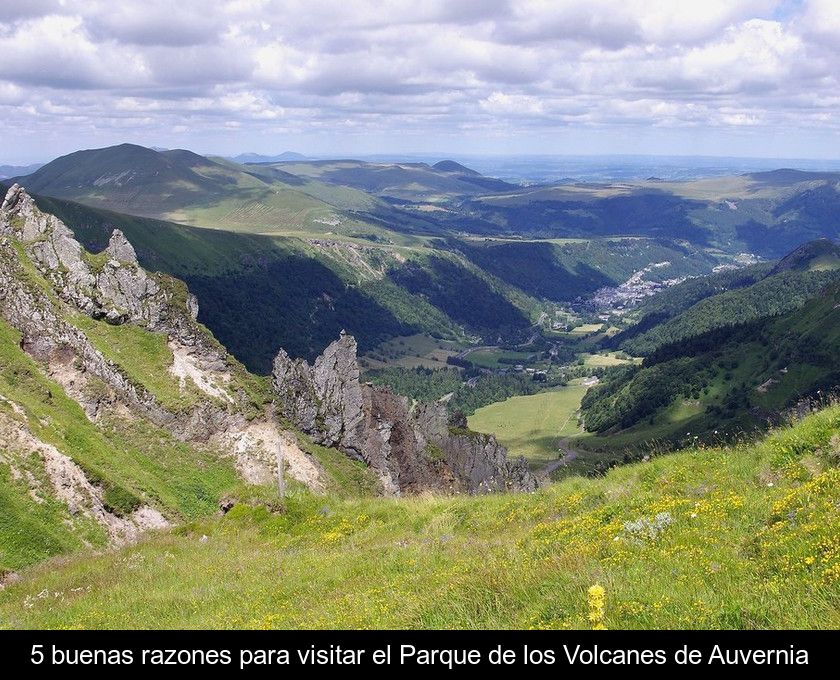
0 0 838 164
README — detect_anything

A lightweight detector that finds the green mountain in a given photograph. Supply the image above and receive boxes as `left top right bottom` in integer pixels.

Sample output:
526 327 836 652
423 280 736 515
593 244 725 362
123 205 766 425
614 239 840 357
581 281 840 446
16 145 840 259
10 144 407 238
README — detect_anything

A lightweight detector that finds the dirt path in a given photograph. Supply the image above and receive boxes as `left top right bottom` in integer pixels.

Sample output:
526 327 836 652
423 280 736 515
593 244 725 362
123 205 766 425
542 437 579 477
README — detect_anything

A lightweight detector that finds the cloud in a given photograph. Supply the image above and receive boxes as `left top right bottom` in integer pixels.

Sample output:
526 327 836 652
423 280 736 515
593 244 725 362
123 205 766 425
0 0 836 161
81 0 228 46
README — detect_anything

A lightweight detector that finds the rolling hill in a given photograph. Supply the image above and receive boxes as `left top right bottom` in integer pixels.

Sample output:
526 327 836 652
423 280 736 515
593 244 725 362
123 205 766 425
9 144 407 237
265 158 516 200
580 280 840 448
613 239 840 357
13 144 840 260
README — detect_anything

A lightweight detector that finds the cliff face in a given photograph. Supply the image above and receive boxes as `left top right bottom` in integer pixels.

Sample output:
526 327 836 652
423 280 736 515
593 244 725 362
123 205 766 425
273 332 538 495
0 184 325 546
0 184 232 438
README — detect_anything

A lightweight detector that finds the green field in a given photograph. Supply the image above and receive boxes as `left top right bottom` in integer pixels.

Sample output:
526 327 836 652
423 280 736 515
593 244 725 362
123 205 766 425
568 323 604 335
2 405 838 629
468 386 587 469
465 348 536 370
360 334 463 369
583 352 638 367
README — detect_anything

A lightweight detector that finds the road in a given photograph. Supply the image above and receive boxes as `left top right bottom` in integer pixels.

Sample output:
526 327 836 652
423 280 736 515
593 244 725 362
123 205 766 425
542 437 579 477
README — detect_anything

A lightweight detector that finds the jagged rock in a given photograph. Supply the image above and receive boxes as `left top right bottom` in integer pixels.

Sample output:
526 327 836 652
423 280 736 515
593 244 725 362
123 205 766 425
0 185 243 441
312 331 365 452
186 293 200 320
272 332 538 495
105 229 138 263
0 184 170 328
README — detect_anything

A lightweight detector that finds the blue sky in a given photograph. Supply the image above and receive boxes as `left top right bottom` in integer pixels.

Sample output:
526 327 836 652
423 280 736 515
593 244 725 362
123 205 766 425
0 0 837 163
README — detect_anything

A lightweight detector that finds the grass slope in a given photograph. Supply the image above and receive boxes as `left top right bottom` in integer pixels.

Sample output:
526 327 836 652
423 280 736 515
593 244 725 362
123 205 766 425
1 404 837 629
0 318 240 572
468 386 587 468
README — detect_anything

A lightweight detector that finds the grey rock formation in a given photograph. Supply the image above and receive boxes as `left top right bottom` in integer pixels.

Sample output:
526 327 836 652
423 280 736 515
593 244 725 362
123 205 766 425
0 184 170 329
105 229 138 263
0 185 239 442
273 331 538 495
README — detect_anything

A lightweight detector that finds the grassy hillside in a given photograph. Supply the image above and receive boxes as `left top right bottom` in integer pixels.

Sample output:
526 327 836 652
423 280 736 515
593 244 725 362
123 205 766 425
0 317 241 572
615 240 840 357
580 283 840 447
620 269 840 357
14 145 840 259
1 403 837 629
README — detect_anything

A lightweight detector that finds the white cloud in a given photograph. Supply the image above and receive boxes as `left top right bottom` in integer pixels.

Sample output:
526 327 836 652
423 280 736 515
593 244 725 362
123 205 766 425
480 91 544 115
0 0 836 160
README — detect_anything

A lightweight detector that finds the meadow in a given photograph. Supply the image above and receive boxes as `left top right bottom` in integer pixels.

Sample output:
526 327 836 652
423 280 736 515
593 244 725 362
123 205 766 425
1 405 837 629
468 386 588 469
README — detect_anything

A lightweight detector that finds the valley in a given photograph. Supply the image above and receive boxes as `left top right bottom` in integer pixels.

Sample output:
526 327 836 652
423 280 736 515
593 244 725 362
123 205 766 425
6 146 840 475
0 146 838 631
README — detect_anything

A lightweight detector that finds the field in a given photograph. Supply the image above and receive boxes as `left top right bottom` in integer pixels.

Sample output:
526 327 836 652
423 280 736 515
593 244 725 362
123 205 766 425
359 334 462 369
568 323 604 336
582 352 638 367
468 386 587 469
1 405 838 629
465 348 536 370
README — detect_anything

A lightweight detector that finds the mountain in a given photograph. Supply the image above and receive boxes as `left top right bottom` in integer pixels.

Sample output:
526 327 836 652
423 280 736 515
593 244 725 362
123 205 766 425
268 158 517 199
232 151 308 163
770 238 840 274
0 162 42 179
15 144 840 259
612 239 840 357
11 143 245 216
0 185 534 575
432 160 481 175
7 143 389 236
0 183 307 571
581 280 840 445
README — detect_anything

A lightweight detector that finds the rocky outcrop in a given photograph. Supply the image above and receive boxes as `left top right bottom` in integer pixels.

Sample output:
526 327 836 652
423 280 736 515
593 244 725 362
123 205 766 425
273 331 365 455
0 408 168 546
1 184 174 328
0 184 325 491
273 332 538 495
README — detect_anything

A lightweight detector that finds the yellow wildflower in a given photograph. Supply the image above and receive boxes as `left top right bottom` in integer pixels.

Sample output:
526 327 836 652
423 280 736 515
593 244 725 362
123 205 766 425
587 584 607 630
